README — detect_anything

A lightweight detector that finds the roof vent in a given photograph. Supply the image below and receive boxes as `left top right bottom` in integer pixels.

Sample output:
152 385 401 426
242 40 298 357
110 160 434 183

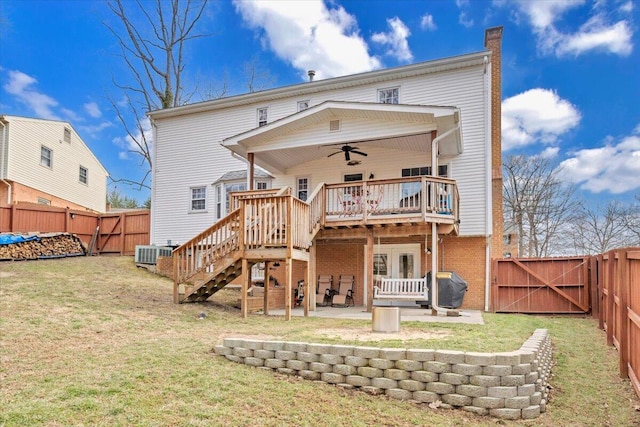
308 70 315 82
329 120 340 131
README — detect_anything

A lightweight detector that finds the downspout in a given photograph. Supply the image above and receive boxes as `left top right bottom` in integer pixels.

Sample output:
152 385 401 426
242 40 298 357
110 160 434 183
0 118 11 205
429 112 461 315
483 55 492 312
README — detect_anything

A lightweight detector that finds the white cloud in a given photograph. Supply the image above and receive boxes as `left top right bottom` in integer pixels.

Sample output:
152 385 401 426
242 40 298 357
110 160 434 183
420 13 437 31
371 17 413 62
79 121 114 137
619 1 634 13
84 102 102 118
633 123 640 135
456 0 474 28
3 70 60 119
558 135 640 194
502 88 581 151
112 117 152 161
540 146 560 158
233 0 381 80
555 17 633 56
61 108 82 123
503 0 633 57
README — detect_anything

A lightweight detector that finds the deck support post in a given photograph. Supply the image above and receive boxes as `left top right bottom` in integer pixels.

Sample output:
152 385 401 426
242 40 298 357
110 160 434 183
366 228 374 312
309 244 317 310
263 261 270 315
304 260 310 317
285 258 292 320
241 258 249 318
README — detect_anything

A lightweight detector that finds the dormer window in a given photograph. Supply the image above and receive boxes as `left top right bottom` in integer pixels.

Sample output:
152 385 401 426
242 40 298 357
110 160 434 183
257 107 268 127
378 87 399 104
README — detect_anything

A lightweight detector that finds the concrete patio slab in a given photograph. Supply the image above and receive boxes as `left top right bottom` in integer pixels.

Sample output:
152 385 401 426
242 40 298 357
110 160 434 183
266 306 484 324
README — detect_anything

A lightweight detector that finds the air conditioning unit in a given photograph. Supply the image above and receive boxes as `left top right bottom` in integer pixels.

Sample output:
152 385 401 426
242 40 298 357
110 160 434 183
135 245 174 264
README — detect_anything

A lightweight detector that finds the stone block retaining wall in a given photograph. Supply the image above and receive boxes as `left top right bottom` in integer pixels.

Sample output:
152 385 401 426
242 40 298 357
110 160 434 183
214 329 552 420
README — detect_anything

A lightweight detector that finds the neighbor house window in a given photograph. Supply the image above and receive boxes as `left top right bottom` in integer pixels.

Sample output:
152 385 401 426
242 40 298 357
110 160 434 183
64 127 71 143
297 100 309 112
296 177 309 201
257 107 268 127
378 87 399 104
79 166 88 184
190 186 206 211
256 181 268 190
40 146 52 168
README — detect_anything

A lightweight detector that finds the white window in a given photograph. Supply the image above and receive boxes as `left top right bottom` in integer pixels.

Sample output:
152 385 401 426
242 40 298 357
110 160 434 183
378 87 399 104
256 181 268 190
296 177 309 201
190 186 207 211
257 107 268 127
216 185 222 219
401 165 448 178
225 182 247 212
79 166 88 184
297 100 309 112
64 127 71 143
40 146 52 168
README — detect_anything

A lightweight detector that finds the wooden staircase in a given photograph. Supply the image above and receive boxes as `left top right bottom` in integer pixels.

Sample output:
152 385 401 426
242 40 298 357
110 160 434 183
173 188 319 304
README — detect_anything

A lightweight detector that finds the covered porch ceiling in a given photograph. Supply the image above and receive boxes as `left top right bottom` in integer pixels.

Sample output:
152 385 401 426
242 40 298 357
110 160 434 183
222 101 462 174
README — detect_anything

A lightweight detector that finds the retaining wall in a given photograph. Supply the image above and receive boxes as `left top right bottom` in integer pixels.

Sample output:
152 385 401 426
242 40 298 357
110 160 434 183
214 329 552 420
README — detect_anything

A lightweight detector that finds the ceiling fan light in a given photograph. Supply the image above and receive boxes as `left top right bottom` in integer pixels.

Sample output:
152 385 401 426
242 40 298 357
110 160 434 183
347 160 361 166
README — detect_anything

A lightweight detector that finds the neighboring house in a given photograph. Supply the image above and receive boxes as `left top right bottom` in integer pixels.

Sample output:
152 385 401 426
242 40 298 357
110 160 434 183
0 115 108 212
148 27 504 314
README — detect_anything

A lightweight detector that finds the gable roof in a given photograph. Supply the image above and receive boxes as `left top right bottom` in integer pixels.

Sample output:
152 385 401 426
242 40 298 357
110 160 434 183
147 51 489 121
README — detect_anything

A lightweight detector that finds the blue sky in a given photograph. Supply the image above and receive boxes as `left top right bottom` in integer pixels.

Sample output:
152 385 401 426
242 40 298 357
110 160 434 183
1 0 639 206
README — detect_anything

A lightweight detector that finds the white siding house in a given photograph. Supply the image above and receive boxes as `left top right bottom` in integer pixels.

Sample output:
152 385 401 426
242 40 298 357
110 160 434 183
148 27 504 311
0 116 108 212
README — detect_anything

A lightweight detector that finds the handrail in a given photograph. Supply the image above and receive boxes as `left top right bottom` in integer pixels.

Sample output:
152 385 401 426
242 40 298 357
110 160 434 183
306 182 325 239
173 208 242 302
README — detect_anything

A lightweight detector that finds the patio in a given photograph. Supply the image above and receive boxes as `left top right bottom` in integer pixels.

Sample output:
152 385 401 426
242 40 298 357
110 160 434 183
266 305 484 324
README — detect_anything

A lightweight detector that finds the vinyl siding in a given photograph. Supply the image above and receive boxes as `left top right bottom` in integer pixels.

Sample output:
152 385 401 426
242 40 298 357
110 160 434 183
152 63 490 244
2 117 107 212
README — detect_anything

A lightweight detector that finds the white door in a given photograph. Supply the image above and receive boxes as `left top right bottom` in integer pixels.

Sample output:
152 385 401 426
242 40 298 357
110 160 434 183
373 244 421 280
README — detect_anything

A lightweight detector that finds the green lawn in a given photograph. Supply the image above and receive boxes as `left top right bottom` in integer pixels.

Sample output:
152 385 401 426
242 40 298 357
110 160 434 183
0 256 638 426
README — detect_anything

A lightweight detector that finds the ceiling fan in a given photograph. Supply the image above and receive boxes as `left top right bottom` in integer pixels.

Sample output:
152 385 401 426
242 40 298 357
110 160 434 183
327 144 368 161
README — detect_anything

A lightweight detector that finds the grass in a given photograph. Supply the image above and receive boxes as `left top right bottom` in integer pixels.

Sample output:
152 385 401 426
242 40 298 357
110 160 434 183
0 256 638 426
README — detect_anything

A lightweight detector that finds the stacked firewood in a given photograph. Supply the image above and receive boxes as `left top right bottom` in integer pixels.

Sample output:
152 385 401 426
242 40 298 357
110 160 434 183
0 233 86 260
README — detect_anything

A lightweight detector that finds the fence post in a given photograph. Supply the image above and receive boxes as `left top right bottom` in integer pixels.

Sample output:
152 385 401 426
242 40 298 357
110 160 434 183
120 213 127 255
619 249 629 378
606 250 615 346
10 204 16 231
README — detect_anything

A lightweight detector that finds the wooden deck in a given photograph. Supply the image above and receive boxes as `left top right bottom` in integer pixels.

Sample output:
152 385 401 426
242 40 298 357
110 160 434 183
173 177 459 307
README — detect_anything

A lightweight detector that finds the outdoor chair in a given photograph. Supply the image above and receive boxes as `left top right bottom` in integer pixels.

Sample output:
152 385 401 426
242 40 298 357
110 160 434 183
316 275 333 306
332 275 355 307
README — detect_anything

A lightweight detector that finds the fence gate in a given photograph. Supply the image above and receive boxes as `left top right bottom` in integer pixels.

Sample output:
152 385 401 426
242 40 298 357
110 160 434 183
492 257 591 313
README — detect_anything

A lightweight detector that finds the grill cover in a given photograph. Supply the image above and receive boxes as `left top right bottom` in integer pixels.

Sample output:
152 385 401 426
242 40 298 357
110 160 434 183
426 271 468 309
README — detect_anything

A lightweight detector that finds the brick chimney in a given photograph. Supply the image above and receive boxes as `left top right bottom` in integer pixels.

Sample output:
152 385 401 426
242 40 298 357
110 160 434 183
484 26 504 259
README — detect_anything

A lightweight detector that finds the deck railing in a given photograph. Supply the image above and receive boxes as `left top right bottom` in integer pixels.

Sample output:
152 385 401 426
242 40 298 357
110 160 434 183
324 176 458 222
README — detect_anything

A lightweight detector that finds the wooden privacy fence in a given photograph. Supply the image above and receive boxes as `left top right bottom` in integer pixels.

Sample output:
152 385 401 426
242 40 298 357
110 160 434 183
595 247 640 399
492 248 640 399
0 203 149 256
492 256 591 314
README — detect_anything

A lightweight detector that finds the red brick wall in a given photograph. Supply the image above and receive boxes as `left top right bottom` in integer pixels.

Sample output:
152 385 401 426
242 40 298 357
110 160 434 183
3 181 95 212
439 236 487 310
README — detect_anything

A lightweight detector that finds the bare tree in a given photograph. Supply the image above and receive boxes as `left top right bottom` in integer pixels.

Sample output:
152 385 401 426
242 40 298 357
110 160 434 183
244 55 276 93
620 196 640 246
503 155 581 257
104 0 209 189
568 201 637 254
